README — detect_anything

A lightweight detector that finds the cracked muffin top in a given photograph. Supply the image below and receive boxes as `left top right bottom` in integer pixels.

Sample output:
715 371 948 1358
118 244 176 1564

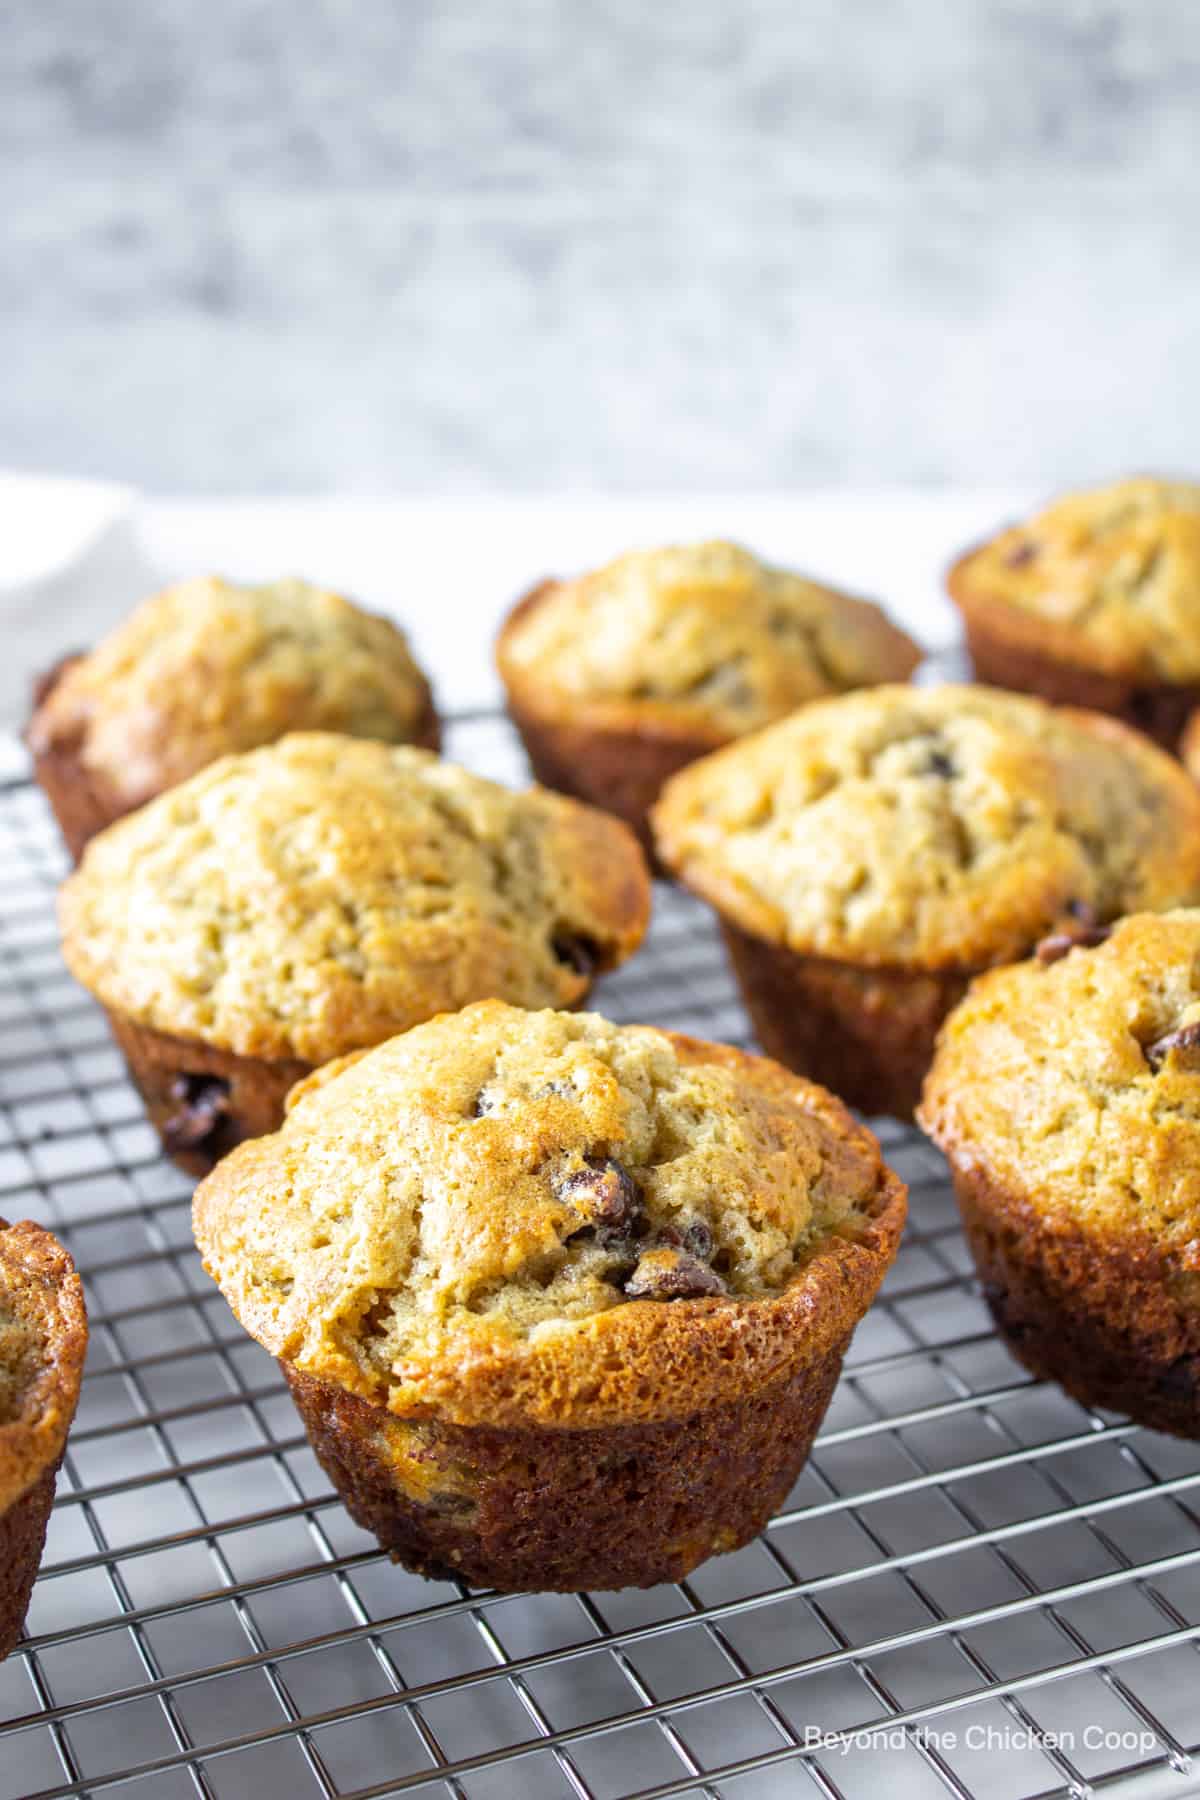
193 1001 906 1427
59 736 651 1066
27 576 438 811
948 477 1200 683
0 1219 87 1515
497 541 920 740
652 685 1200 972
920 911 1200 1262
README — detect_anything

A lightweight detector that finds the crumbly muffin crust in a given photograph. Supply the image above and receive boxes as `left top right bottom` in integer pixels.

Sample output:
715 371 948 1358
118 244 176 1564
949 477 1200 685
497 541 920 739
193 1001 906 1429
59 736 650 1067
652 684 1200 973
26 576 438 814
0 1219 87 1516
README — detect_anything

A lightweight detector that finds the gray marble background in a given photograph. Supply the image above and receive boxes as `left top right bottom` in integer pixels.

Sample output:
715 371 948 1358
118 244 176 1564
3 0 1197 493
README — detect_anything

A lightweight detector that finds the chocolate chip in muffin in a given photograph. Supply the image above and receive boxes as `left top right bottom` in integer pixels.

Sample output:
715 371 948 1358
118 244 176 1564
476 1076 574 1117
625 1246 727 1300
926 748 956 779
1035 922 1112 964
1002 539 1038 568
656 1215 715 1261
550 933 600 977
1145 1020 1200 1071
556 1156 643 1247
162 1073 232 1152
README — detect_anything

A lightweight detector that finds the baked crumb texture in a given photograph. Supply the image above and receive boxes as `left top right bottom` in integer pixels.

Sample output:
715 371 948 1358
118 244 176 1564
0 1219 88 1657
948 477 1200 744
496 541 919 851
193 1003 905 1588
921 910 1200 1437
652 683 1200 1117
26 575 440 857
59 734 651 1070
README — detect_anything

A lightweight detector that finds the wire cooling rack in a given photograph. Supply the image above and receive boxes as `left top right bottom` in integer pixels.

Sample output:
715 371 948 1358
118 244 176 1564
1 709 1200 1800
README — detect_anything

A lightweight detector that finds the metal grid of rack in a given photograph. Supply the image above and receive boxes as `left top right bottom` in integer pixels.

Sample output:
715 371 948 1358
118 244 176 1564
1 708 1199 1800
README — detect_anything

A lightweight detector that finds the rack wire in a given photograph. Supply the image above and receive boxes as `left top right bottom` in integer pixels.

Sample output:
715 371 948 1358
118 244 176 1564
1 708 1199 1800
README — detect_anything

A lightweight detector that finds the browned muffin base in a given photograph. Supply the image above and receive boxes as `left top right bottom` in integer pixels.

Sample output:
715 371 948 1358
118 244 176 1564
25 654 125 863
0 1463 59 1661
106 1012 311 1178
950 1161 1200 1439
283 1337 850 1591
27 657 443 864
499 582 725 862
721 922 969 1121
961 617 1199 752
506 694 721 865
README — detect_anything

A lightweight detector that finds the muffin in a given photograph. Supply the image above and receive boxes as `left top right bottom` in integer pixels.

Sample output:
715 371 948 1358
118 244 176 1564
947 477 1200 748
1176 708 1200 785
496 541 920 853
920 911 1200 1438
1 1219 87 1659
193 1000 906 1592
652 684 1200 1120
26 575 440 859
59 735 651 1175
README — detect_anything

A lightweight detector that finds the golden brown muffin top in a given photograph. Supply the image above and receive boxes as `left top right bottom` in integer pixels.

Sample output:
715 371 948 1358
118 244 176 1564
949 477 1200 683
192 1001 906 1428
0 1219 88 1515
27 576 437 809
497 541 920 740
652 684 1200 972
59 736 650 1065
920 910 1200 1264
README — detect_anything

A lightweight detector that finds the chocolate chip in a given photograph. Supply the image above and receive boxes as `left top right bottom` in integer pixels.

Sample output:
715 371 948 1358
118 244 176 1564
1146 1021 1200 1071
927 749 956 779
1003 540 1038 568
162 1074 232 1151
1071 924 1111 949
1035 924 1111 964
556 1156 643 1246
625 1249 727 1300
476 1077 572 1116
657 1216 715 1261
550 933 599 977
